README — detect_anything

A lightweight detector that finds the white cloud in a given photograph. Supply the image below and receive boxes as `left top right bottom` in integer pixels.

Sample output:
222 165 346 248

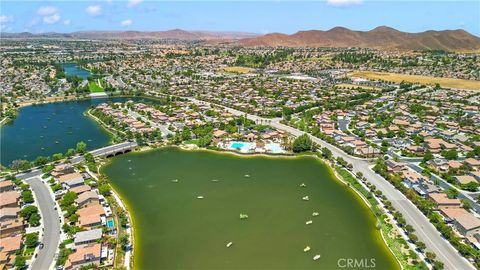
0 15 14 24
63 19 71 26
121 19 133 26
327 0 363 7
86 5 102 16
43 13 60 24
127 0 143 8
37 6 58 16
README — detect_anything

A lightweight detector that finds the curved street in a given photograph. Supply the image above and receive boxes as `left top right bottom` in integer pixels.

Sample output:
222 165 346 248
25 176 61 270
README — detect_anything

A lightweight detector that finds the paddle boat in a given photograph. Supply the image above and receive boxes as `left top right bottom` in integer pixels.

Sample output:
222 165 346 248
306 220 313 225
312 212 319 216
303 246 311 252
313 255 321 261
226 242 233 248
302 196 310 201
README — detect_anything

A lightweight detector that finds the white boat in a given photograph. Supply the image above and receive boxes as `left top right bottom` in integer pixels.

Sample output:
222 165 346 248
244 174 250 178
197 196 204 199
171 179 179 183
312 212 319 216
226 242 233 248
306 220 313 225
240 214 249 219
303 246 311 252
300 183 306 187
313 255 321 261
211 179 219 182
302 196 310 201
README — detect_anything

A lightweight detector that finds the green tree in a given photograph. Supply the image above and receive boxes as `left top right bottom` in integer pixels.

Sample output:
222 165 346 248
20 205 38 219
441 149 458 160
14 255 26 269
21 190 34 204
76 141 87 154
34 156 50 166
61 191 78 208
321 147 332 160
120 232 130 250
425 251 436 262
66 148 76 157
292 134 313 153
24 233 38 248
422 151 434 163
98 184 111 196
445 187 458 199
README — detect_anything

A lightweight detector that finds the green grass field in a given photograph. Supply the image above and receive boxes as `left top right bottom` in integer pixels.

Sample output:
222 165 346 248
88 81 105 93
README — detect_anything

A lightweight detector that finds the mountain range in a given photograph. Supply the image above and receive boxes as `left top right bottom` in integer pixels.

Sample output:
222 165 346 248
1 29 257 41
3 26 480 52
239 26 480 52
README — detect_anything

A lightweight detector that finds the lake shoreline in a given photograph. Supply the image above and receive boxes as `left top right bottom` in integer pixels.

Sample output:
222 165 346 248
100 145 400 270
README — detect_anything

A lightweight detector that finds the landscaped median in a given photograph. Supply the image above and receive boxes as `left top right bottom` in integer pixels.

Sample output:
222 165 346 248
333 165 431 270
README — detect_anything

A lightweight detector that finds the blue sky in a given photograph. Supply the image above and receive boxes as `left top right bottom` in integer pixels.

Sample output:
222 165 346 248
1 1 479 36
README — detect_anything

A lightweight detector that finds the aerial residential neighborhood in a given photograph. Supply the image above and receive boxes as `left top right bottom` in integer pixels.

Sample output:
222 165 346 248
1 1 480 270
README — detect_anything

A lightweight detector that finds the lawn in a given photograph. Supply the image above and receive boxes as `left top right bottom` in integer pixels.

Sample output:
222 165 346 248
88 81 105 93
220 66 256 74
349 71 480 91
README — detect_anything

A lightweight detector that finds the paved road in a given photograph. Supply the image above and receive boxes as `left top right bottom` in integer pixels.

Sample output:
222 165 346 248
25 176 60 270
186 96 474 270
17 169 42 180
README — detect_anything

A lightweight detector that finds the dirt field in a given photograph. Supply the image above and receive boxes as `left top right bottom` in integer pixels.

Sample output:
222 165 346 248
349 71 480 91
221 66 256 74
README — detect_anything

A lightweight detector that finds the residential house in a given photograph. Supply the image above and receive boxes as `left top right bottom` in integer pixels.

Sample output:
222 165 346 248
64 243 102 270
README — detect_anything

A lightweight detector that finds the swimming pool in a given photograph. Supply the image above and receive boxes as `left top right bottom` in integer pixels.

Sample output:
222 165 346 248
227 141 256 153
107 218 115 229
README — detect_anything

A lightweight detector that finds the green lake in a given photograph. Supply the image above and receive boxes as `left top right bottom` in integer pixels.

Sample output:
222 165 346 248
102 147 399 270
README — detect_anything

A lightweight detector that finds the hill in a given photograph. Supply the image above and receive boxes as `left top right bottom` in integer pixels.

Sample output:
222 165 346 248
1 29 258 41
238 26 480 52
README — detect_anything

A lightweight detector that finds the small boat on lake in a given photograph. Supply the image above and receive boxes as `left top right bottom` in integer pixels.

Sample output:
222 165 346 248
313 255 321 261
302 196 309 201
171 179 179 183
226 242 233 248
312 212 319 216
300 183 306 187
240 213 249 219
303 246 311 252
306 220 313 225
197 196 204 199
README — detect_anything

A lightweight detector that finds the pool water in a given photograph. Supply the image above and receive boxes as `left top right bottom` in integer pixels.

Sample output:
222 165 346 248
231 142 244 149
107 218 115 229
228 141 255 153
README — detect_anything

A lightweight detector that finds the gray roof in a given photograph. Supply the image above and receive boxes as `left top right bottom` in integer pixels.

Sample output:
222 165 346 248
74 228 103 244
65 177 85 187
